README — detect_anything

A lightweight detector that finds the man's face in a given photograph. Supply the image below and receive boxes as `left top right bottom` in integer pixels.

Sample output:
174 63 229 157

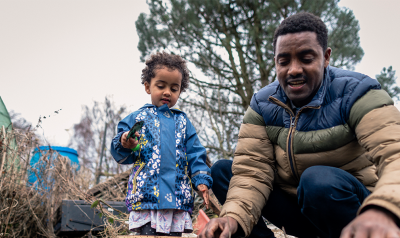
275 32 331 107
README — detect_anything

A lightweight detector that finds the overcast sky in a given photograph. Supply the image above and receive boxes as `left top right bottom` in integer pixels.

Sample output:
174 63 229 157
1 0 399 147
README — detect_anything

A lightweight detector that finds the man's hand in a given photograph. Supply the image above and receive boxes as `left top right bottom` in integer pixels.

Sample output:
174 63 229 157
121 131 140 149
341 207 400 238
199 216 238 238
197 184 210 209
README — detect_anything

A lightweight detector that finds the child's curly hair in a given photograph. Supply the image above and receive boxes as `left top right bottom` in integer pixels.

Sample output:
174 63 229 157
141 52 190 92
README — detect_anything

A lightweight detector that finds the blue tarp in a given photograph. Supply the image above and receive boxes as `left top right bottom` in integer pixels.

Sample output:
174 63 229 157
28 146 79 188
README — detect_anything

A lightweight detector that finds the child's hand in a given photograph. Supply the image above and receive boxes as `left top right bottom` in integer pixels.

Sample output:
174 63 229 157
121 131 140 149
197 184 209 209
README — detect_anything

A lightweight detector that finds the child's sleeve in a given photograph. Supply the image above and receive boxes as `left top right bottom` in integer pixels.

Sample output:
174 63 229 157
185 118 213 189
110 112 140 164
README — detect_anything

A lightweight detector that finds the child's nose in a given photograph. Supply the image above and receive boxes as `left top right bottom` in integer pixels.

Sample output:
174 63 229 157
163 89 171 96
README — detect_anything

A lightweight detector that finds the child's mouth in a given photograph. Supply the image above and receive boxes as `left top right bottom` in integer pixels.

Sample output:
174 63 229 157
161 99 170 104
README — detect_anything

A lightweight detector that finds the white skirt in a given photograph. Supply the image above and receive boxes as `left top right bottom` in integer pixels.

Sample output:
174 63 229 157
129 209 193 234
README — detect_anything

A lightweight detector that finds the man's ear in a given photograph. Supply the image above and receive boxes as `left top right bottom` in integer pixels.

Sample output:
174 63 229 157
144 81 151 95
324 47 332 68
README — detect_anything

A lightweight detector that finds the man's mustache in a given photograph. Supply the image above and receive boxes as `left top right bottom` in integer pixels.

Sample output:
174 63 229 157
285 74 308 82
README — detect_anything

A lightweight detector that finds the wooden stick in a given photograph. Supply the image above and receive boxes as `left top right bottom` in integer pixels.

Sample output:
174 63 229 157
208 189 222 216
0 126 7 190
282 226 288 238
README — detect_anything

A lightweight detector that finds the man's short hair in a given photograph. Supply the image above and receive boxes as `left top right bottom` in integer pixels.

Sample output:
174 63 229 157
273 12 328 53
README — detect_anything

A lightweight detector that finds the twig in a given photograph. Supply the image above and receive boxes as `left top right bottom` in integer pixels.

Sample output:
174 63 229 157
0 126 7 190
282 226 288 238
0 194 18 213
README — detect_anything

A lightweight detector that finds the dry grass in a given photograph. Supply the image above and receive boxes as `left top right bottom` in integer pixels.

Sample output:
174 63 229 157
0 126 92 237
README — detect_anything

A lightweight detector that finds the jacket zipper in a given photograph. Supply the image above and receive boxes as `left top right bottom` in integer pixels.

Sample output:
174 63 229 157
286 106 321 181
132 162 146 194
269 96 320 181
287 116 298 180
185 166 194 198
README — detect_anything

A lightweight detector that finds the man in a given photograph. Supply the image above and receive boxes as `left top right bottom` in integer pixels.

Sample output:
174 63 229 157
200 12 400 238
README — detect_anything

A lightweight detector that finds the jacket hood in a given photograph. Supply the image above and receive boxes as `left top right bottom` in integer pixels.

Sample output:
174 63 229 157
139 103 183 114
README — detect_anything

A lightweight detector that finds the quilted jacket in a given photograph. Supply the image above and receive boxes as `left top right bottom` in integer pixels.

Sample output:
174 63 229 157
111 103 212 213
220 66 400 236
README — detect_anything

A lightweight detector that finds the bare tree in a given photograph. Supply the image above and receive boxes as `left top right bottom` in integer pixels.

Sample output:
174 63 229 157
68 96 127 184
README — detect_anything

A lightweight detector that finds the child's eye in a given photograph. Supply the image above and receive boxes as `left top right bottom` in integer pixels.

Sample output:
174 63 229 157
157 85 164 89
171 88 179 92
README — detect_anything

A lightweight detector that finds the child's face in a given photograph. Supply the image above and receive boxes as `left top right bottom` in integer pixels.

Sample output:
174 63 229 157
144 67 182 108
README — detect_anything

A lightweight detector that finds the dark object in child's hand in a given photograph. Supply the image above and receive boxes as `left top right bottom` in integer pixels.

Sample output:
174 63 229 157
126 121 144 142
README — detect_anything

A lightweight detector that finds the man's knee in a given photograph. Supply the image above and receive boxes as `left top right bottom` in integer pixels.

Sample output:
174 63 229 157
211 159 233 181
298 165 363 205
210 159 233 204
298 166 342 201
300 165 336 187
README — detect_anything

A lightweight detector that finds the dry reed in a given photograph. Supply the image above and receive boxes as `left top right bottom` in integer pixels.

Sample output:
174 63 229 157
0 126 88 237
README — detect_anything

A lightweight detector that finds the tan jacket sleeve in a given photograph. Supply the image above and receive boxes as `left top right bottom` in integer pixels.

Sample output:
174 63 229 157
220 118 275 236
355 104 400 219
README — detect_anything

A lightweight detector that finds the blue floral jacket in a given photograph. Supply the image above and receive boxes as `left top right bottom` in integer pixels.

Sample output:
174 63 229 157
111 104 212 213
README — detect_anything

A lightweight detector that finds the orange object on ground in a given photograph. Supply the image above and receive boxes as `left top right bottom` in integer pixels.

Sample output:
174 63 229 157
194 209 210 235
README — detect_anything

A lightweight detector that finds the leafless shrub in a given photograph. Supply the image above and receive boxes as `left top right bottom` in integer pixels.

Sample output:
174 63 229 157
68 96 127 185
0 126 80 237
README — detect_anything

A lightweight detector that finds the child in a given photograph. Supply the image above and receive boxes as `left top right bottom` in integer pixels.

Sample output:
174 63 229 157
110 52 212 236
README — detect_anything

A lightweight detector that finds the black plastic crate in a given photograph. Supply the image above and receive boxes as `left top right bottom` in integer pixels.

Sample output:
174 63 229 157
54 200 128 237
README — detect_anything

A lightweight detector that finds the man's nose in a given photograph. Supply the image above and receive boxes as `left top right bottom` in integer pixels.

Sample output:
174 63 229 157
288 60 303 77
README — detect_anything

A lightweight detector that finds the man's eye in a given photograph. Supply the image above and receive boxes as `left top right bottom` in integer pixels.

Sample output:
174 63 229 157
302 58 313 63
278 60 289 66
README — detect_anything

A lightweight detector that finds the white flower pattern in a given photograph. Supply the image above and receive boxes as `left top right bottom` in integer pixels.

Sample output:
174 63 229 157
127 108 198 213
